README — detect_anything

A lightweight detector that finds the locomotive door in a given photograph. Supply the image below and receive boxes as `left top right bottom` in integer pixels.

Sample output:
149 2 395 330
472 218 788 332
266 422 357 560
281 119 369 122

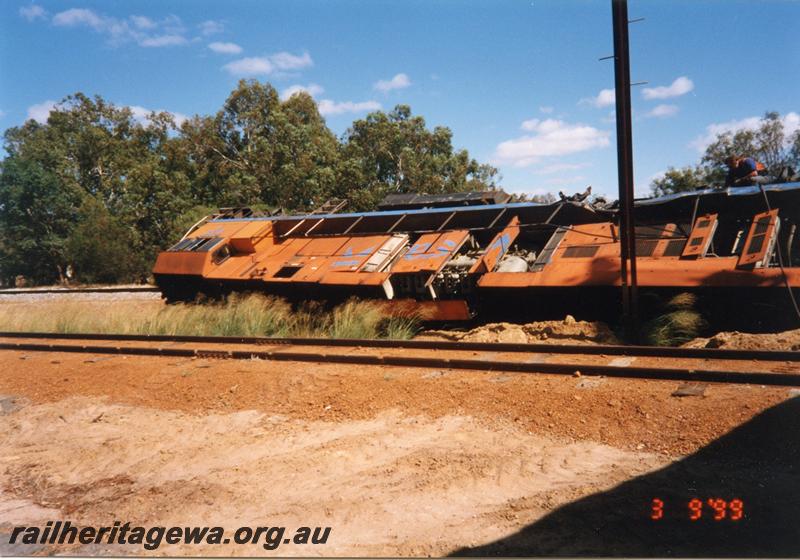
737 209 780 268
682 213 718 258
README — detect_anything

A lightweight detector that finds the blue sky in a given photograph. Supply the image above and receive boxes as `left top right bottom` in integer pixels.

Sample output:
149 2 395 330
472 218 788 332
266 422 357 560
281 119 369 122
1 0 798 199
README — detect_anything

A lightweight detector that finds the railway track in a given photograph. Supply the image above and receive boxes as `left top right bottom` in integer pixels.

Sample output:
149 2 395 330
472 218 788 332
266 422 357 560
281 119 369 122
0 286 160 295
1 331 798 387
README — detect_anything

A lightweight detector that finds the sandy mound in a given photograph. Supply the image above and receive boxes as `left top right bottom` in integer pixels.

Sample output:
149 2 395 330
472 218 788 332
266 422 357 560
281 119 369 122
684 328 800 351
420 315 619 345
0 397 662 556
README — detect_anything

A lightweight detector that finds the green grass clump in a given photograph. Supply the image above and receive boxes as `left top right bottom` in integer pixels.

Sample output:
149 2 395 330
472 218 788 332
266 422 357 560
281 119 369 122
643 293 707 346
0 294 420 340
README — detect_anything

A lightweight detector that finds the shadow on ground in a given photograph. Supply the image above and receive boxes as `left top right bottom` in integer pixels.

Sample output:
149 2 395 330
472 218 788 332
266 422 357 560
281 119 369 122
452 396 800 557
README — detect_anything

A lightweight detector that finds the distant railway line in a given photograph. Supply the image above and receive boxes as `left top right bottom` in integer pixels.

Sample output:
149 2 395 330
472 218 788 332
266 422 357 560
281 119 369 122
0 286 159 295
1 331 798 387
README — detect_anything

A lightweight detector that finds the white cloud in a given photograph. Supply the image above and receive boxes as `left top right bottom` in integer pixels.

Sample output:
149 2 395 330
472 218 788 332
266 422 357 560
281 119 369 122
208 41 242 54
53 8 104 28
494 118 610 167
50 8 189 47
580 88 615 108
199 20 224 35
19 4 46 21
139 34 187 47
504 185 555 197
223 51 313 76
647 170 666 185
25 99 188 127
690 112 800 152
373 73 411 93
128 105 188 126
539 106 554 114
533 162 589 175
130 15 156 29
169 112 189 126
645 104 679 118
27 100 57 123
280 83 325 101
223 57 273 76
318 99 381 116
642 76 694 100
270 51 312 70
545 175 587 187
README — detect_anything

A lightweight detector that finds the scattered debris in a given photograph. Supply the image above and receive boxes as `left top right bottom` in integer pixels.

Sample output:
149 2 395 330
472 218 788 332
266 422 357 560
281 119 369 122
576 377 605 389
0 395 27 415
84 356 115 364
524 353 548 364
609 356 636 367
672 383 708 397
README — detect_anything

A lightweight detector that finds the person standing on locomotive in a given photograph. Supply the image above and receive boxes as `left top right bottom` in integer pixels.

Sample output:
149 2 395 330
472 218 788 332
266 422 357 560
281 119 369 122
724 155 766 187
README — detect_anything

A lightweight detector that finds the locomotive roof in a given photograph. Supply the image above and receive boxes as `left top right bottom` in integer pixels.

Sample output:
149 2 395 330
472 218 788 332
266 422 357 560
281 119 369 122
635 180 800 205
208 181 800 231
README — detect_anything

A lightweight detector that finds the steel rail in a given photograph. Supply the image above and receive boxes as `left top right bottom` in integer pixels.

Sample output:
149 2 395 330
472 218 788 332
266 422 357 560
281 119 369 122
0 331 798 362
1 340 798 387
0 287 160 295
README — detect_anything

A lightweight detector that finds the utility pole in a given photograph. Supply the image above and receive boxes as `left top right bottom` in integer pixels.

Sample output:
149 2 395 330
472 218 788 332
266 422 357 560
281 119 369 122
611 0 639 340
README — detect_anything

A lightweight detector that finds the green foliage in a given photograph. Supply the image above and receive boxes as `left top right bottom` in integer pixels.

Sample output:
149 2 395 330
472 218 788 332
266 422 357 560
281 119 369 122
66 198 144 283
0 157 82 284
651 166 710 197
336 105 499 211
511 192 557 203
651 111 800 196
0 83 496 285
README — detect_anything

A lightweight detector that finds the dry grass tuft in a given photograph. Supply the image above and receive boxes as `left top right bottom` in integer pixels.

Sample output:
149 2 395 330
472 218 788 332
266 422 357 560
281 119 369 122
0 294 420 340
643 292 707 346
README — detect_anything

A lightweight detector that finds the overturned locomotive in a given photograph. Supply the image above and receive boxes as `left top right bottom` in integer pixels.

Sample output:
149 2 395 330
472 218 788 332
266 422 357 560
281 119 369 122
153 183 800 328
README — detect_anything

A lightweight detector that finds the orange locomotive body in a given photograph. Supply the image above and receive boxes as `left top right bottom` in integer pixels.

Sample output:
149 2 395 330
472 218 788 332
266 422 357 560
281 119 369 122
154 184 800 324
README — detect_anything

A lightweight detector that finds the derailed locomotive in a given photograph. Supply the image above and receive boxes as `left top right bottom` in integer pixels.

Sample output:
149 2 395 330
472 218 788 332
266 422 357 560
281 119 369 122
153 183 800 328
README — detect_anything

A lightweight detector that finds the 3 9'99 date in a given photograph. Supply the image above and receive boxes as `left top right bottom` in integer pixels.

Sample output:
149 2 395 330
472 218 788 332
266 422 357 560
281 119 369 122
650 498 744 521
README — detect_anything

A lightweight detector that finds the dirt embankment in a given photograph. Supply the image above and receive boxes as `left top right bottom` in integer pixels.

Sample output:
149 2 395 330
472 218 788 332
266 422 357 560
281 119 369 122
423 317 800 351
420 315 619 345
685 328 800 351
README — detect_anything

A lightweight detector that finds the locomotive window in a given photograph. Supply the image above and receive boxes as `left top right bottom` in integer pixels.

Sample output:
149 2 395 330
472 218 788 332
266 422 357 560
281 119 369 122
274 265 304 278
183 237 208 251
563 245 599 258
754 217 771 235
696 219 711 228
192 237 224 252
663 240 686 256
635 239 658 257
169 238 196 252
747 235 765 254
689 237 704 247
212 245 231 265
